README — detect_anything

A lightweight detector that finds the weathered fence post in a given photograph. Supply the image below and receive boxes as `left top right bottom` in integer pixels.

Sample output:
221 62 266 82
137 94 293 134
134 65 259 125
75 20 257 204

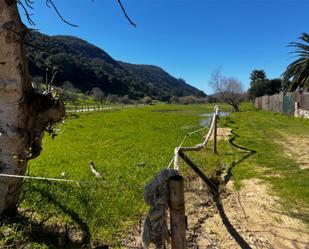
213 113 217 154
169 175 186 249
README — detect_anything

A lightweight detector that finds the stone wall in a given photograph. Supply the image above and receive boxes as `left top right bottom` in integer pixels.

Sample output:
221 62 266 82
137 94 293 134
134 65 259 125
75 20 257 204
296 108 309 119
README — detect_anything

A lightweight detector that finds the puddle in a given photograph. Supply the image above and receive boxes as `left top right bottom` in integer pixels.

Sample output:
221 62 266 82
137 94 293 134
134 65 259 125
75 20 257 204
200 112 230 126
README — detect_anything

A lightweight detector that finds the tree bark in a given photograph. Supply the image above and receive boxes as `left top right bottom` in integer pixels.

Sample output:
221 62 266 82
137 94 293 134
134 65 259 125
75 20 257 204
0 1 65 215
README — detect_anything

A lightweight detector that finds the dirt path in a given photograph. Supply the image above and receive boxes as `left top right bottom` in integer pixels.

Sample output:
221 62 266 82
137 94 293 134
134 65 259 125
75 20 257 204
278 133 309 170
185 177 309 249
125 175 309 249
125 130 309 249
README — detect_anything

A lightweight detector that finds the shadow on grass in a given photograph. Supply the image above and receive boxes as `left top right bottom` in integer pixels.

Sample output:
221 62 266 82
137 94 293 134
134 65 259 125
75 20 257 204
0 212 86 249
0 182 93 248
30 184 91 243
223 129 257 184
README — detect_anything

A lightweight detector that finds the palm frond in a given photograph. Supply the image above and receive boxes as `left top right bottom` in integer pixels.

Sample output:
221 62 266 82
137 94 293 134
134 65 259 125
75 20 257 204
283 33 309 91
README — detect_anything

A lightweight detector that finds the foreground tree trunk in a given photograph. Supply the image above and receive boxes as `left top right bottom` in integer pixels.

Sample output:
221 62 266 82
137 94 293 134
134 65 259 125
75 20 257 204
0 1 64 215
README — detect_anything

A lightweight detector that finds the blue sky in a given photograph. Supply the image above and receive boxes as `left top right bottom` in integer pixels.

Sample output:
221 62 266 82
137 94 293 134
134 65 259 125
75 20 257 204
20 0 309 94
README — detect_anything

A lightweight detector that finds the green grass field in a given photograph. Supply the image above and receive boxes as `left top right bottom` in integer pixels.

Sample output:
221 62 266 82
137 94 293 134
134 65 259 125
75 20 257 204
21 104 225 247
1 103 308 248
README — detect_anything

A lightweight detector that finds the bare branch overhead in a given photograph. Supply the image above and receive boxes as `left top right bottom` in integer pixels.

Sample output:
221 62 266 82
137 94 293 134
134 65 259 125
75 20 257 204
17 0 137 28
45 0 78 27
17 0 36 25
117 0 137 27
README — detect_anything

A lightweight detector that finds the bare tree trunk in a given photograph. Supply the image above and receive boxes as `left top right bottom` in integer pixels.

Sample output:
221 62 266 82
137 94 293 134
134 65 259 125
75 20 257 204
0 1 64 215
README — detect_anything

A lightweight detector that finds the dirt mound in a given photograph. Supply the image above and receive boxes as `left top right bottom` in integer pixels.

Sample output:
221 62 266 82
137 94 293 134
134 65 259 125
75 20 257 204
209 127 232 141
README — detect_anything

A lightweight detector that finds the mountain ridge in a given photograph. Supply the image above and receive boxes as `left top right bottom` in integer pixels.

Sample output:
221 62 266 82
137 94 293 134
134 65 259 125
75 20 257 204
25 31 205 99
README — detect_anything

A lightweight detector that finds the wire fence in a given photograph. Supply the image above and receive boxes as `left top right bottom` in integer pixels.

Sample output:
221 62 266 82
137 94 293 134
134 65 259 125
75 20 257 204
65 103 139 113
143 105 222 248
0 106 219 188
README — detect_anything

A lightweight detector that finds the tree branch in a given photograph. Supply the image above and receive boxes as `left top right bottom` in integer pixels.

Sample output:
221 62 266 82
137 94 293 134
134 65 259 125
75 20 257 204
18 0 137 28
17 0 36 25
117 0 137 27
45 0 78 27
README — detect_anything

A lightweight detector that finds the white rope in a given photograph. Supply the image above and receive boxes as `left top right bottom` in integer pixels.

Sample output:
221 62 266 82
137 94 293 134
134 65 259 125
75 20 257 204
167 154 176 169
167 134 188 169
187 126 208 136
0 173 148 189
172 106 220 171
0 173 79 185
180 108 218 152
173 147 180 171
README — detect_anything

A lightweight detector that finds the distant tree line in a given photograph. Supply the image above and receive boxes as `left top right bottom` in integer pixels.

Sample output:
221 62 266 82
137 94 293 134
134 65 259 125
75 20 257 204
248 70 282 100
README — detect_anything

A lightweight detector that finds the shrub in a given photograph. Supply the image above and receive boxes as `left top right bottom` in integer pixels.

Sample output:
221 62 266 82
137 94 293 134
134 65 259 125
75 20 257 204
170 96 180 104
142 96 153 105
119 95 132 104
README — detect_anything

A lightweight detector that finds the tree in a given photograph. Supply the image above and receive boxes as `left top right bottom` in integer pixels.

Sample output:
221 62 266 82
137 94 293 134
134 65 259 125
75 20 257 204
0 1 65 214
106 94 119 103
0 0 135 215
142 96 153 105
60 81 78 102
248 70 281 100
266 78 282 95
119 95 132 104
179 96 198 105
170 96 180 104
90 87 105 102
62 81 76 92
209 69 244 111
283 33 309 91
250 70 267 86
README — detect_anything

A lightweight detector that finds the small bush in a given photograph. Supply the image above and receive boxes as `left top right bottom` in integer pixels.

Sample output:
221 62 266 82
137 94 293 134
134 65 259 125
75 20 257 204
119 95 132 104
142 96 153 105
106 94 120 103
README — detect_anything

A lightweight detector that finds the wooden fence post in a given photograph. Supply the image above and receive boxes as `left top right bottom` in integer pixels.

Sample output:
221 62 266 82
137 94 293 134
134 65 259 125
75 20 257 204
169 175 186 249
213 114 217 154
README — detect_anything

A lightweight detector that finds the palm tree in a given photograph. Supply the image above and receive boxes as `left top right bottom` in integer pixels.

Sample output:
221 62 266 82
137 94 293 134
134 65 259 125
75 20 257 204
250 70 267 86
283 33 309 91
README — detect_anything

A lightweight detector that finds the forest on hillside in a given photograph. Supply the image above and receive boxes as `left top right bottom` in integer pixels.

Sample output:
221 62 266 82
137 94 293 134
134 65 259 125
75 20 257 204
26 31 205 100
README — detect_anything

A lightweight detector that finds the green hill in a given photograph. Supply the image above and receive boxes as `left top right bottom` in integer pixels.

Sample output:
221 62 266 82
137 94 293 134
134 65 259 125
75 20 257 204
26 31 205 99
